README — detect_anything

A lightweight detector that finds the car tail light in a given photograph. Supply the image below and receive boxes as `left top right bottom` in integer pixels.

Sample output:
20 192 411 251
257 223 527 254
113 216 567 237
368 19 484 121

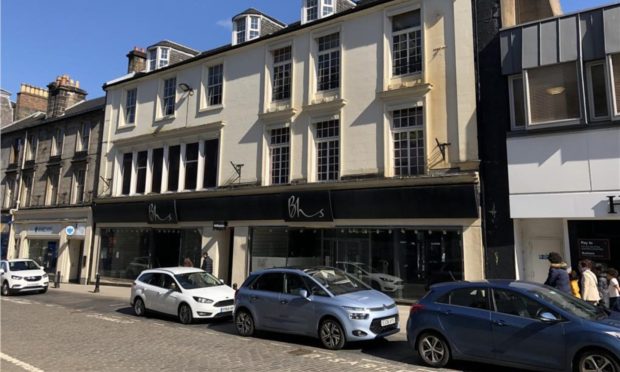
410 303 425 314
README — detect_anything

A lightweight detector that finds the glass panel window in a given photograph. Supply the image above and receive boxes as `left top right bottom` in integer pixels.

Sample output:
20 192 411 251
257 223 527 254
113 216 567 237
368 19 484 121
162 77 176 116
151 148 164 193
159 48 169 68
493 289 551 320
510 76 526 129
317 33 340 91
20 173 32 207
612 54 620 115
315 120 339 181
168 145 181 192
121 153 133 196
136 151 147 194
184 143 199 190
527 62 580 124
73 168 86 204
587 62 609 120
322 0 334 16
438 288 490 310
207 64 223 106
249 16 260 39
125 88 137 124
3 176 16 209
392 107 424 176
51 128 63 156
272 47 292 101
26 135 37 161
148 50 157 71
78 122 90 152
251 273 285 292
392 10 422 76
306 0 318 22
204 139 219 188
10 138 22 164
236 18 246 44
46 168 60 205
270 128 290 185
99 228 150 281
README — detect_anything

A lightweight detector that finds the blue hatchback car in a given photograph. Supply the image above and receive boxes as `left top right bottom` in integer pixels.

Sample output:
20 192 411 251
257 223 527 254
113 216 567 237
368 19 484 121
234 267 400 349
407 280 620 372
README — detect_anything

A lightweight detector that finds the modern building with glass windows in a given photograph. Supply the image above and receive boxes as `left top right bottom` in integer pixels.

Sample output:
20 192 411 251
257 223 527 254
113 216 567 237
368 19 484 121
500 4 620 282
94 0 486 302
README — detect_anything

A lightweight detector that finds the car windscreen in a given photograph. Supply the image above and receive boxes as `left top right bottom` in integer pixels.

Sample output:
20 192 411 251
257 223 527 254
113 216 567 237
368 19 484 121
9 261 40 271
175 272 222 290
526 287 603 320
306 268 369 295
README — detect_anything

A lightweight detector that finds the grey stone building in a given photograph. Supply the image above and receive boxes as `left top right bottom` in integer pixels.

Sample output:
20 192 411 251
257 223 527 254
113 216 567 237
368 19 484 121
0 75 104 284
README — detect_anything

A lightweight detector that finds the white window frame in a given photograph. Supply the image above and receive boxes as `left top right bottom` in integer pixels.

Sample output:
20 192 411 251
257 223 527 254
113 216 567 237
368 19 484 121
148 47 170 71
124 88 138 126
51 128 64 156
313 118 340 182
271 45 293 102
233 15 261 45
316 32 341 93
508 75 526 130
148 49 157 72
302 0 335 24
135 150 148 194
77 122 91 152
390 105 425 177
204 64 224 109
390 9 422 78
267 126 291 185
159 48 170 68
158 76 177 119
249 16 260 39
585 60 611 122
606 53 620 119
72 167 86 204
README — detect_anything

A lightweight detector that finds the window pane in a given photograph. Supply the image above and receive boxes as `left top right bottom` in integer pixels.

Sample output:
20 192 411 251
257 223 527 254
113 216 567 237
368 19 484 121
151 148 164 193
163 78 176 116
589 63 609 118
122 153 132 195
253 273 284 293
493 289 549 319
441 288 489 310
204 139 219 188
185 143 199 190
136 151 147 194
168 145 180 191
392 10 420 32
270 128 290 185
207 64 223 106
511 77 525 127
528 62 580 124
613 54 620 114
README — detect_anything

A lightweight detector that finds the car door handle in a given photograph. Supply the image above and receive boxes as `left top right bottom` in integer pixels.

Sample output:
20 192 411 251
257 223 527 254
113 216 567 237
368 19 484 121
443 310 452 315
494 320 507 327
280 300 288 305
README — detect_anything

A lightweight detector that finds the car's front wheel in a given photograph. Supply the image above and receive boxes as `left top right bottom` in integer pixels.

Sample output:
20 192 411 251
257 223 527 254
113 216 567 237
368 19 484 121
1 281 10 296
178 303 193 324
577 349 620 372
235 310 255 337
133 297 146 317
319 318 346 350
417 332 451 368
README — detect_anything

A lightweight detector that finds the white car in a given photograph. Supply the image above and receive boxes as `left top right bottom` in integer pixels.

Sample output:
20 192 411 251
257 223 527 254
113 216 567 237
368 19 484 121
336 261 404 293
130 267 235 324
1 259 49 296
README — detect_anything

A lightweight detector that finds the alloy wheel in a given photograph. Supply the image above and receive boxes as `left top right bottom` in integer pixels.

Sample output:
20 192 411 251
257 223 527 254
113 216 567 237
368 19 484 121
133 298 145 316
319 319 344 350
235 311 254 336
580 353 619 372
1 282 9 296
418 333 450 367
178 304 193 324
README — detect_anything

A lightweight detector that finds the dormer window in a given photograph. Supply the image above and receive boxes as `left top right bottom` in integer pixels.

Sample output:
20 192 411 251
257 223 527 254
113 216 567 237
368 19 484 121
233 15 262 45
303 0 335 24
147 47 171 71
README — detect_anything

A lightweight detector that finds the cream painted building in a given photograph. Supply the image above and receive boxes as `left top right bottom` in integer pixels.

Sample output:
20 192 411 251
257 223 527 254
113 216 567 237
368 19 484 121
94 0 482 301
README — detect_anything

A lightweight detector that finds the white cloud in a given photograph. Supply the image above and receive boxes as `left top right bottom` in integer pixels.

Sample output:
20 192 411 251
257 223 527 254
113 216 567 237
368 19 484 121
216 19 232 28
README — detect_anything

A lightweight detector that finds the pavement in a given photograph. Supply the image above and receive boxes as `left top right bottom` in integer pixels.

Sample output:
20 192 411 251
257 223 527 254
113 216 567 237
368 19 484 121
49 283 413 335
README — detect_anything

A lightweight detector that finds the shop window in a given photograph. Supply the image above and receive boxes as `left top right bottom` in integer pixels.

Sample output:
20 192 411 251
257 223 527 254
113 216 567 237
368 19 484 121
121 153 133 196
391 107 424 176
269 128 290 185
99 229 151 281
509 75 526 129
184 143 199 190
135 151 147 194
151 148 164 193
391 9 422 77
28 240 58 276
315 119 339 181
168 145 181 192
203 139 219 188
526 62 580 125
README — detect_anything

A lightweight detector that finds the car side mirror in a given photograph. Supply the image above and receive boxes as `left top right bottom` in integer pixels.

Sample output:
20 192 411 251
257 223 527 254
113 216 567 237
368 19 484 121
219 279 225 285
298 289 310 300
538 312 559 323
0 269 4 275
170 282 179 292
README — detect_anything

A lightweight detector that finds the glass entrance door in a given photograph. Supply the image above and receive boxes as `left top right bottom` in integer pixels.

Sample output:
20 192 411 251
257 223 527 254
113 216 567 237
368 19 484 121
28 239 59 281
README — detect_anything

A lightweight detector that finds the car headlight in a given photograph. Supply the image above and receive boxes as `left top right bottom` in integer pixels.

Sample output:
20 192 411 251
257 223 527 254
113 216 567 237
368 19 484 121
193 297 213 304
343 306 370 320
378 277 394 283
605 331 620 340
42 273 48 278
11 275 22 280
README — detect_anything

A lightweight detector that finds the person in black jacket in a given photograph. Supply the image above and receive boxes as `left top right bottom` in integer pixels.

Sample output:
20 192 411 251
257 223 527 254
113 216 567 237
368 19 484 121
544 252 571 294
200 251 213 274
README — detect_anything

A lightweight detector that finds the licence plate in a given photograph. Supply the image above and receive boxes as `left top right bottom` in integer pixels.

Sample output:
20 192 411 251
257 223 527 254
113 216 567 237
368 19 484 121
380 317 396 327
220 306 234 313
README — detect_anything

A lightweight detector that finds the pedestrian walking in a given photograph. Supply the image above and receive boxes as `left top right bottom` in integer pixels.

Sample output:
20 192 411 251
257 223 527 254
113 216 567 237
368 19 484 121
183 257 193 267
607 268 619 311
594 263 609 308
569 269 581 298
579 259 601 305
544 252 571 294
201 251 213 274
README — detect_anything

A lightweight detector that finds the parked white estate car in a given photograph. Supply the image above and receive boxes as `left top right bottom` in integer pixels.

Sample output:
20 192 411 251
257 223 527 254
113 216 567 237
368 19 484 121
130 267 235 324
1 259 49 296
336 261 404 293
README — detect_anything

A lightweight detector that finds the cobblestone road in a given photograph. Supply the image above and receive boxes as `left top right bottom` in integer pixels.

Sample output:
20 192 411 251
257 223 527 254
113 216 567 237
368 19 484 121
0 292 506 372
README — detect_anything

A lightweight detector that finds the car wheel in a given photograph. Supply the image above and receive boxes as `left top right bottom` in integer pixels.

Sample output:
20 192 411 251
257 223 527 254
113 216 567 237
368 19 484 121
319 318 346 350
133 297 146 317
178 303 193 324
1 281 10 296
235 310 255 337
417 332 451 368
577 350 620 372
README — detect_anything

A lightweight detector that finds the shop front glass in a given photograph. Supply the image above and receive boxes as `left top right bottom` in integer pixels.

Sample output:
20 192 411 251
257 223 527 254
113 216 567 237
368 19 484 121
27 239 59 280
250 227 463 301
99 228 203 282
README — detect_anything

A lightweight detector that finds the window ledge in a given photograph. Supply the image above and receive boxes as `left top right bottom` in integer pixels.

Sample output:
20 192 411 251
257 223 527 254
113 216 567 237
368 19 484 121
303 97 346 113
379 82 432 101
259 106 297 123
198 105 224 114
154 114 176 123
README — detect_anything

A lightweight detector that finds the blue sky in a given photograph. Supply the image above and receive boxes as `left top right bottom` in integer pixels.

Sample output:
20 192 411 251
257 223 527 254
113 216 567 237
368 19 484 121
1 0 617 102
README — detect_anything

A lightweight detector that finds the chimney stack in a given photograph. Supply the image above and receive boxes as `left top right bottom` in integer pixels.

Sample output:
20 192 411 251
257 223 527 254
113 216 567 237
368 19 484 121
46 74 87 118
127 47 147 74
14 84 49 121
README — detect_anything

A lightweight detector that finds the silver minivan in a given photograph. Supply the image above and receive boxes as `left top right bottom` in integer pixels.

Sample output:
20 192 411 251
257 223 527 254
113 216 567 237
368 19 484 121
234 266 399 349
